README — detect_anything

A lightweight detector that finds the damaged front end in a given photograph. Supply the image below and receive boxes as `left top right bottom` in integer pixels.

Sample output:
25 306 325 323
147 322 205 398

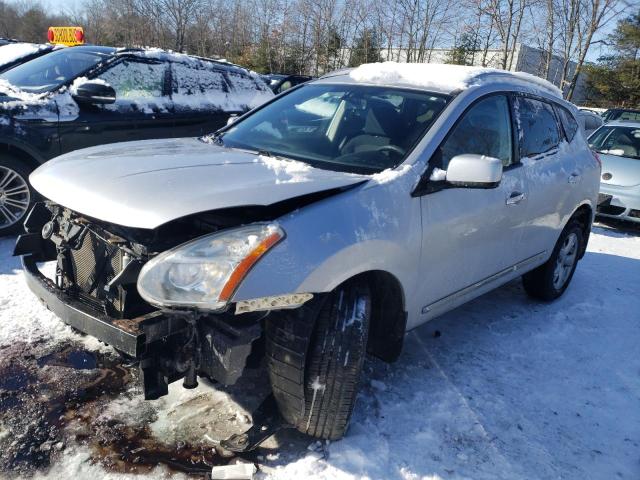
14 202 291 400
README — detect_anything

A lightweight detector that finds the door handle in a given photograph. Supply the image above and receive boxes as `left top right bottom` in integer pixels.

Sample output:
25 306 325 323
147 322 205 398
568 173 580 184
506 192 526 205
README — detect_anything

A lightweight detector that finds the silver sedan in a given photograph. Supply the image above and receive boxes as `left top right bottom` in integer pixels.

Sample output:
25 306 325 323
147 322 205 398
589 121 640 224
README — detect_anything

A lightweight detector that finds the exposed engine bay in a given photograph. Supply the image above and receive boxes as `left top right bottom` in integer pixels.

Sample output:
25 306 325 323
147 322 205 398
14 202 293 401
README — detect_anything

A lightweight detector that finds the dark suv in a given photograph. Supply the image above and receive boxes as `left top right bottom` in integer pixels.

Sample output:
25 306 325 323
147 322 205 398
0 46 273 235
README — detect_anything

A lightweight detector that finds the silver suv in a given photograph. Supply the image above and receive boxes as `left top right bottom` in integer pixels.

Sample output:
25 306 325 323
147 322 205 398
15 64 600 445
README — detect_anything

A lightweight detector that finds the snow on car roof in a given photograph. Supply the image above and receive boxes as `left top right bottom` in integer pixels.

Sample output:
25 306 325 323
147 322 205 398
118 47 249 73
0 42 50 68
324 61 562 98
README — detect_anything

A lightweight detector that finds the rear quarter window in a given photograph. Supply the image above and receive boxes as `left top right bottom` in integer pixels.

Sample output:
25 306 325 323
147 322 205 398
557 106 579 142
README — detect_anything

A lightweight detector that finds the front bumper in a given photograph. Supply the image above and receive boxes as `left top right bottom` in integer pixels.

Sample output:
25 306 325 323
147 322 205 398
20 251 261 399
597 184 640 224
21 254 187 358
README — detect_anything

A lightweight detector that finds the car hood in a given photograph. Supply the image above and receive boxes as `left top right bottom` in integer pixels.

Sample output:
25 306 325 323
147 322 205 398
599 153 640 187
30 137 369 229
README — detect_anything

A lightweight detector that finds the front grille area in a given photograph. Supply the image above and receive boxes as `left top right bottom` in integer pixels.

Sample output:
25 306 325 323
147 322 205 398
66 229 125 315
597 205 626 216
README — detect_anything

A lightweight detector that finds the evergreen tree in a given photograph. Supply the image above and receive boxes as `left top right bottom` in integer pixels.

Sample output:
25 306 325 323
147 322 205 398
349 28 382 67
586 11 640 107
445 33 479 66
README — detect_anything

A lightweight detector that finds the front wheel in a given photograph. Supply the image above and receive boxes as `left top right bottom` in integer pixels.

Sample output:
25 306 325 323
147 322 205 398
522 221 584 301
0 156 34 237
266 279 371 440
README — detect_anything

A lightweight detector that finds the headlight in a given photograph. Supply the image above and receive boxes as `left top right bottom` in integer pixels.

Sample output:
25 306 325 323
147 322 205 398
137 223 284 311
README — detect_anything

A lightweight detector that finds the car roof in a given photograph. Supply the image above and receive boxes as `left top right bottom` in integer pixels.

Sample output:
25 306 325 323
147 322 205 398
114 47 251 73
56 45 118 55
316 62 563 99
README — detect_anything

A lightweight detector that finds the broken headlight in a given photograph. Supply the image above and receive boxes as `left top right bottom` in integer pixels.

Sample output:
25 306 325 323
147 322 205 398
137 224 284 311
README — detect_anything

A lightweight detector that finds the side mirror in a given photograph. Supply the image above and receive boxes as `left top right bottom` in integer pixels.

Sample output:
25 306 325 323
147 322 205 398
445 154 503 188
72 81 116 105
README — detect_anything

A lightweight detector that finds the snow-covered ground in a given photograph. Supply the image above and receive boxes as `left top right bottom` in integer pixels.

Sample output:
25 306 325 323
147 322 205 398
0 222 638 480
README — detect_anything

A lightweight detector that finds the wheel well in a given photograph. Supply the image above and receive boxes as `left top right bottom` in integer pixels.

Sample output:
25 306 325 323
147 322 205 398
349 270 406 363
569 204 593 259
0 144 40 172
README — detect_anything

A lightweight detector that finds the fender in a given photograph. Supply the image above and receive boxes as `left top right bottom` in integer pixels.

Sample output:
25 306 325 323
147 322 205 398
0 135 50 165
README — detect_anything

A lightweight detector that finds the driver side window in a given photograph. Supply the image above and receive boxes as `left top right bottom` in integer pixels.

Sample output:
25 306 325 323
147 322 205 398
439 95 513 169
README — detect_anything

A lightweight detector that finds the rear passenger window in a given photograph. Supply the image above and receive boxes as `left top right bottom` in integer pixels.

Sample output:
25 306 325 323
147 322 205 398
514 97 560 158
556 106 579 142
171 62 230 111
172 62 228 96
438 94 513 168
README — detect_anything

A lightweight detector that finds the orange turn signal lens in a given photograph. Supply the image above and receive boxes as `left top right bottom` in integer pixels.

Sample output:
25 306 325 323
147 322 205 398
218 230 283 302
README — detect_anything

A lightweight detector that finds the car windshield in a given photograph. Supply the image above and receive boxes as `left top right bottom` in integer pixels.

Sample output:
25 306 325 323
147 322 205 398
217 84 450 173
0 48 114 93
589 126 640 160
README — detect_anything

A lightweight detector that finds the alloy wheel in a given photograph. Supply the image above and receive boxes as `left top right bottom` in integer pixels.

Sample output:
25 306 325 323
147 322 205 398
553 232 578 290
0 166 30 229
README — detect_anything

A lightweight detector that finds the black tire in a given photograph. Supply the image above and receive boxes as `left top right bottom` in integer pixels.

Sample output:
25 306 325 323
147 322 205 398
266 279 371 440
522 220 584 301
0 155 35 237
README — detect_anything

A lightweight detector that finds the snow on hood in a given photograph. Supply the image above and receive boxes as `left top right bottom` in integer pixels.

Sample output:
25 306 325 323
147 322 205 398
30 138 368 229
349 62 562 98
0 42 46 68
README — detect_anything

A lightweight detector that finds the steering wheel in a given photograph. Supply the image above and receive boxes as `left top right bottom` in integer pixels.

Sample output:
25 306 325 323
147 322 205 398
377 144 406 157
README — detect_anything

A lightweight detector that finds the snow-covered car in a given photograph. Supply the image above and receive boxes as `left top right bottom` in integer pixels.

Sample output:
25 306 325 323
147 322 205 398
589 121 640 223
0 42 58 74
15 63 599 444
0 45 273 235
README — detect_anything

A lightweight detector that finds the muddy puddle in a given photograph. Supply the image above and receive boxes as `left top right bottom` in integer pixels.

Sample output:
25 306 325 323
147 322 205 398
0 340 307 478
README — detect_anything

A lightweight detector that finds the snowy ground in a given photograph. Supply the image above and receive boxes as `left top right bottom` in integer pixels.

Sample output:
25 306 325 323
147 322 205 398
0 221 638 480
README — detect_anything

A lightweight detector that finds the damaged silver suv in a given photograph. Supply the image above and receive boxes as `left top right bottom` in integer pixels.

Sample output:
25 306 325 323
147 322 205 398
15 63 600 444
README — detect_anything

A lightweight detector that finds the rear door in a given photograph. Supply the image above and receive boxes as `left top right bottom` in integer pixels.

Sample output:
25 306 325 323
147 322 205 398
514 95 576 258
417 94 531 316
58 57 173 153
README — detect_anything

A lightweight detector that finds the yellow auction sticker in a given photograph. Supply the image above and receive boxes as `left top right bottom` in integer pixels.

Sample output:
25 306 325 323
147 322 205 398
47 27 85 46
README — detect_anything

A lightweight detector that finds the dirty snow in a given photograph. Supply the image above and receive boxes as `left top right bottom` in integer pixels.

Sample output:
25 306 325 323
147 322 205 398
0 221 639 479
349 62 563 98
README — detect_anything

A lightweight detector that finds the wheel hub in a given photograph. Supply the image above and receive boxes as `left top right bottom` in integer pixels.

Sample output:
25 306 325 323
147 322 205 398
553 232 578 290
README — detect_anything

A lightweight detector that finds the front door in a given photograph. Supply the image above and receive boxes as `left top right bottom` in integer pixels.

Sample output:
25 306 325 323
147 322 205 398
58 58 173 154
417 94 530 319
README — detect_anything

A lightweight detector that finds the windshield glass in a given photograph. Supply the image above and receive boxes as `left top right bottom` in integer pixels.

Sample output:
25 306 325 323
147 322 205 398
589 126 640 160
0 48 113 93
218 84 449 173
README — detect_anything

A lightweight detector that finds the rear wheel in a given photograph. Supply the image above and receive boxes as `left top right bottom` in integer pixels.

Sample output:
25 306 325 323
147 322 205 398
0 156 33 237
523 221 584 301
266 279 371 440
